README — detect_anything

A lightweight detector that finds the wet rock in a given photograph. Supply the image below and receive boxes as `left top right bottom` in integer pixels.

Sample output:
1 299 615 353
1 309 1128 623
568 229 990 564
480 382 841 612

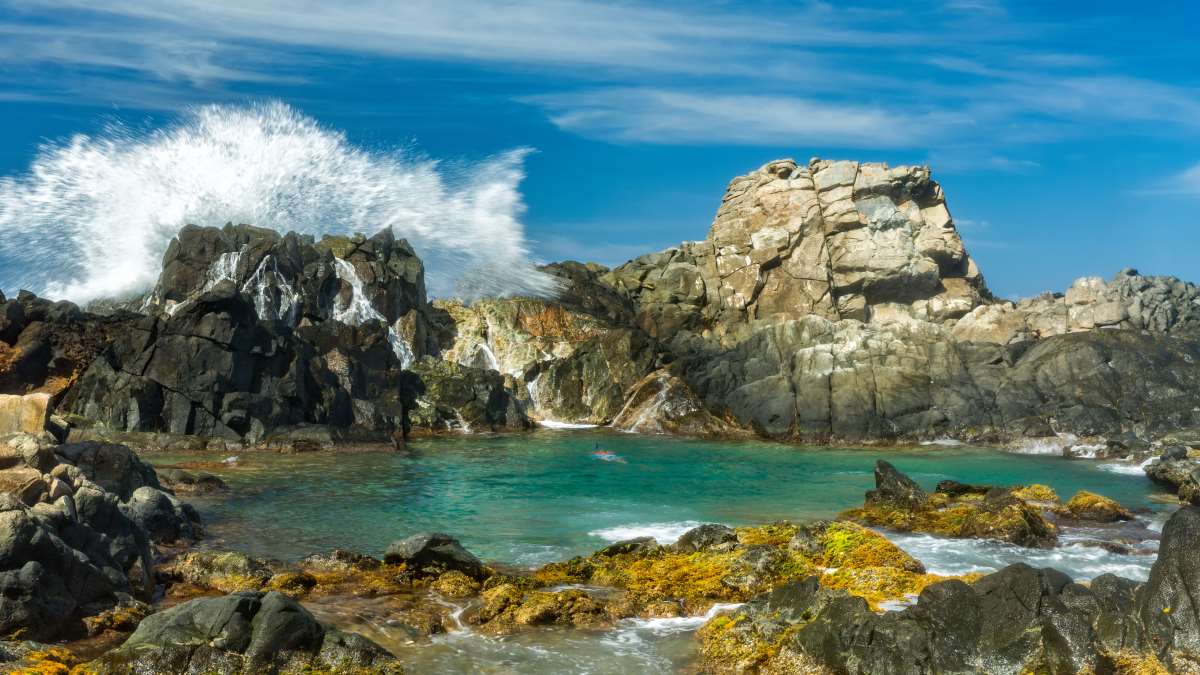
1055 490 1135 522
156 467 228 494
1178 469 1200 506
595 537 660 557
89 591 402 674
161 550 275 592
62 224 436 443
866 460 927 509
610 370 737 437
383 533 485 579
406 358 530 433
674 524 738 553
848 461 1058 548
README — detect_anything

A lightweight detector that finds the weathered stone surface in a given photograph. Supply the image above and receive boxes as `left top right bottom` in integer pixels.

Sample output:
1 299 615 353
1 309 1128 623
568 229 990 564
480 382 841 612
0 393 50 435
848 461 1058 548
89 591 402 674
953 269 1200 345
0 441 199 640
406 358 529 433
0 291 137 398
63 224 435 442
610 370 736 437
383 533 485 579
1138 506 1200 668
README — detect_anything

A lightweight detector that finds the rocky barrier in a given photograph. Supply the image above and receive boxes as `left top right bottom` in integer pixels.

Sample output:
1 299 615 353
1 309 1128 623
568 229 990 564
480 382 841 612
0 158 1197 450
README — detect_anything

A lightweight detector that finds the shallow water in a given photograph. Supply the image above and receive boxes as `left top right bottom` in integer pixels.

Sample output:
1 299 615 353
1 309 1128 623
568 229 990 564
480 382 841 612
148 430 1172 674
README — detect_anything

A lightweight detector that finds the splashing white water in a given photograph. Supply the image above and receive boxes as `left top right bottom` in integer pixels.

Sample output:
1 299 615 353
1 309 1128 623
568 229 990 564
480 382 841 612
0 102 559 303
589 521 707 544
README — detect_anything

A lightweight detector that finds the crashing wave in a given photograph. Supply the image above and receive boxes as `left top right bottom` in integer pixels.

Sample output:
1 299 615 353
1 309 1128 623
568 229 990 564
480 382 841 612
0 101 559 304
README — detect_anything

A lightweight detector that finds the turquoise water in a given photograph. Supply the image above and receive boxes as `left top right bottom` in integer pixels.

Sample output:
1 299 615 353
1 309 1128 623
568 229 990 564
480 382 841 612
152 429 1166 570
149 429 1172 674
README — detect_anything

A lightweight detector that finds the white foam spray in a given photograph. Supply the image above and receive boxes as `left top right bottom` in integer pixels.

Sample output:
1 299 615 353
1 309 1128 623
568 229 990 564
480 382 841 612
0 102 559 303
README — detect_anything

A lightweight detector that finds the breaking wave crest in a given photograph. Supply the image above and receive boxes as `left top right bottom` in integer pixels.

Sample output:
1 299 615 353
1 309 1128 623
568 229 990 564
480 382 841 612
0 101 559 303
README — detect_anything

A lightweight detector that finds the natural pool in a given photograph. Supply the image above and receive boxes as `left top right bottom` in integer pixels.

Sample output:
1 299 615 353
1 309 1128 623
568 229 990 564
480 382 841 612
148 429 1173 674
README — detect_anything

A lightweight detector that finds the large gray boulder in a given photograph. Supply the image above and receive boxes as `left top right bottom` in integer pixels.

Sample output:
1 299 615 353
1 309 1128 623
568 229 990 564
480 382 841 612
383 532 485 579
90 591 401 674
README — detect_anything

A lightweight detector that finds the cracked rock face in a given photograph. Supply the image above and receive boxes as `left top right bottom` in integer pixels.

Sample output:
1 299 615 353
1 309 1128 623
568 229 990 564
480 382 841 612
604 158 987 338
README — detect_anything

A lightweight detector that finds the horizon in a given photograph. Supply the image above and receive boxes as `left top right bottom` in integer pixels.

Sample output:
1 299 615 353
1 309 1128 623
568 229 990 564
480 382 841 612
1 1 1198 301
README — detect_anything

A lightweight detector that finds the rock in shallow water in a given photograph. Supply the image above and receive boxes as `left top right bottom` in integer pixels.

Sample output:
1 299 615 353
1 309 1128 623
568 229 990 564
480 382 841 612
89 590 403 674
383 532 486 579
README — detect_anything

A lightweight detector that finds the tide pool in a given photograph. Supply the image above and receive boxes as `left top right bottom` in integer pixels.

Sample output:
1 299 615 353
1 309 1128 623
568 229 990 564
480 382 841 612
151 429 1166 571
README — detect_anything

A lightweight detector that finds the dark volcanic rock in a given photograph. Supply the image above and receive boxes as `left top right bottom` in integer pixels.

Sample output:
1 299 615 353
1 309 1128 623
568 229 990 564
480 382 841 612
383 533 485 579
0 291 137 397
0 441 199 640
406 358 529 433
90 591 402 674
866 460 928 509
1138 506 1200 668
849 461 1058 548
62 224 441 442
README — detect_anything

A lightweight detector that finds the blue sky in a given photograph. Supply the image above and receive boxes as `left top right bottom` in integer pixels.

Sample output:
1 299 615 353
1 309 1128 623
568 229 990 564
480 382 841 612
0 0 1198 299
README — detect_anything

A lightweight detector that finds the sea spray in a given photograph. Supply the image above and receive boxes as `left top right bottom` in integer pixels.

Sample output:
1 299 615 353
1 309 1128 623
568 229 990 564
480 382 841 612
0 101 559 303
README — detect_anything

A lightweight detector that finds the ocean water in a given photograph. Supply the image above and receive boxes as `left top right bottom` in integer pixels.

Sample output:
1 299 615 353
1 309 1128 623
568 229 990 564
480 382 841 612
150 430 1172 674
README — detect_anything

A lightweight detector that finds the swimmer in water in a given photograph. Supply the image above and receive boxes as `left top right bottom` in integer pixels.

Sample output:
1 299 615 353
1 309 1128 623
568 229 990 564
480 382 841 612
590 443 627 463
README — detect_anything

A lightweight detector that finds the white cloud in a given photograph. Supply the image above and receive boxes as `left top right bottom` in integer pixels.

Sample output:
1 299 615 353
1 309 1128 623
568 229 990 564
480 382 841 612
1153 164 1200 197
528 88 970 148
2 0 1200 153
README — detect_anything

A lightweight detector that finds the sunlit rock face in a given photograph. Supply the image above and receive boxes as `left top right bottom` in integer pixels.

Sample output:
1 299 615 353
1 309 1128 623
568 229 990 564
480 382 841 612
602 158 987 339
449 158 1200 442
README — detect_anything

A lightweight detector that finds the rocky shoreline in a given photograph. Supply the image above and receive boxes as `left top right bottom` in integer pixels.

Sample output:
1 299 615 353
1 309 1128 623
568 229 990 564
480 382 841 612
0 433 1194 674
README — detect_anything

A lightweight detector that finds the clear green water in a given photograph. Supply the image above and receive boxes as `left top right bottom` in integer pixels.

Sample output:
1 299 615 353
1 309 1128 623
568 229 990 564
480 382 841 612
153 429 1164 569
148 429 1171 674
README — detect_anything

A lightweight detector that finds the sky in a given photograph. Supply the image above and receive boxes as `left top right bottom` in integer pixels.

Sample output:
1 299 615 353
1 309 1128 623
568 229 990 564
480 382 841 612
0 0 1197 299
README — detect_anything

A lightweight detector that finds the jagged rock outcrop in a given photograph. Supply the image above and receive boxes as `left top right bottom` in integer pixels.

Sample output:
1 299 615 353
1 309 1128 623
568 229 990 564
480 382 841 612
604 158 987 336
426 157 1200 443
24 158 1200 445
610 369 738 436
406 359 530 433
62 224 531 441
953 268 1200 344
0 290 137 397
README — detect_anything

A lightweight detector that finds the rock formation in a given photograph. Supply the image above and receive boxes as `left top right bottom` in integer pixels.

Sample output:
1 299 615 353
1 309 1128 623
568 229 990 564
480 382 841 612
425 158 1200 443
3 157 1197 446
0 437 198 640
89 591 403 674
